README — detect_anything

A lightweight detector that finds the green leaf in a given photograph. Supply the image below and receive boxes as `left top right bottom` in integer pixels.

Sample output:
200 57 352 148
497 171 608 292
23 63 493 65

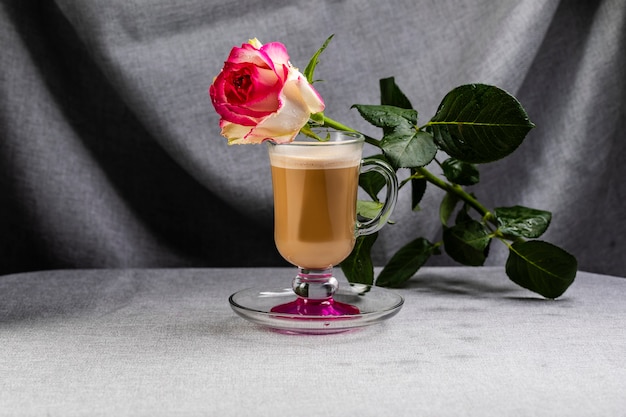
455 202 473 225
376 238 437 287
495 206 552 239
352 104 417 129
352 104 436 168
427 84 535 163
440 191 460 226
441 158 480 185
505 240 577 299
341 233 378 286
410 172 427 211
357 200 383 220
380 77 413 109
381 129 437 168
380 77 414 138
443 220 491 266
358 155 389 200
303 34 334 84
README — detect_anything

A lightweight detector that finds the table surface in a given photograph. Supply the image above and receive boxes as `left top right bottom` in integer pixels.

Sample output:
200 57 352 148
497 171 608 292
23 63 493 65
1 267 624 416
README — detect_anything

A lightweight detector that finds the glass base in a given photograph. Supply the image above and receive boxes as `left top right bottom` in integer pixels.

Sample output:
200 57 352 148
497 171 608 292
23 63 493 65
270 297 360 316
229 284 403 335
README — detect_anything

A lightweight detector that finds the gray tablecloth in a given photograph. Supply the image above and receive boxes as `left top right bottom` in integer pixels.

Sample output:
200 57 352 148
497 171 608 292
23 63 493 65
1 267 624 416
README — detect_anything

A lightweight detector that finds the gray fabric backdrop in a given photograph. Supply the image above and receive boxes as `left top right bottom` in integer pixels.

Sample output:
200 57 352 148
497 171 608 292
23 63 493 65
1 0 624 276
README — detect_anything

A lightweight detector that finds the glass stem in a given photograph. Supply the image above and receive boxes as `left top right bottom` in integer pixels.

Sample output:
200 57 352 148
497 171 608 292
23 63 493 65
293 267 338 300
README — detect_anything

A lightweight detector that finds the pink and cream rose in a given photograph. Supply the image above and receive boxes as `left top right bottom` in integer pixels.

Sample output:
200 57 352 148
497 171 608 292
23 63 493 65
209 39 325 145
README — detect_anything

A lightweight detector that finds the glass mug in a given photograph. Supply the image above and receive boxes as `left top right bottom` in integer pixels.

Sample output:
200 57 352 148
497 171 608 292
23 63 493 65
266 130 398 315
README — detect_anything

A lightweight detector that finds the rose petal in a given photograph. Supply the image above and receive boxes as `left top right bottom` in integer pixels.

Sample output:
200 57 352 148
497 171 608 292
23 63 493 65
288 70 325 114
219 62 279 98
260 42 290 68
213 102 265 126
210 62 284 124
220 121 258 144
242 79 315 143
248 38 263 48
226 43 269 68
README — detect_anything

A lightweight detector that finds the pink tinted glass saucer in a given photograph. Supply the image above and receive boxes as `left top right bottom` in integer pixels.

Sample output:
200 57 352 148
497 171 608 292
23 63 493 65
229 284 403 335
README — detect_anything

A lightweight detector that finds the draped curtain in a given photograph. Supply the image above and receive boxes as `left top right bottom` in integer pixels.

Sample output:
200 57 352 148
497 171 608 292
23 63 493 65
1 0 624 276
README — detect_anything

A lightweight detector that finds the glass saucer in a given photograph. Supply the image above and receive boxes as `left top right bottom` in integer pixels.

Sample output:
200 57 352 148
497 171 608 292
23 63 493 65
229 284 403 334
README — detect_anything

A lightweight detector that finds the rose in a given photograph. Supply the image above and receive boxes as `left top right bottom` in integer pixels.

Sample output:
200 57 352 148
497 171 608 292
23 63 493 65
209 38 325 144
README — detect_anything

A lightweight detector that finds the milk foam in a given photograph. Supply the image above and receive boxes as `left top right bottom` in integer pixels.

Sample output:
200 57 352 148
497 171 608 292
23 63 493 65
269 145 362 169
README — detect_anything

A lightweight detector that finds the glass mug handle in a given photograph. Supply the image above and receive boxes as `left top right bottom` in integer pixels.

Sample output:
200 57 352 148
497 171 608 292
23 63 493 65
356 158 398 237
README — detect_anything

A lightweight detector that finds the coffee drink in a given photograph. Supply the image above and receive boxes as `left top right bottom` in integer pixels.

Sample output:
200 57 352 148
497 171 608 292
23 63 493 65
269 142 362 269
